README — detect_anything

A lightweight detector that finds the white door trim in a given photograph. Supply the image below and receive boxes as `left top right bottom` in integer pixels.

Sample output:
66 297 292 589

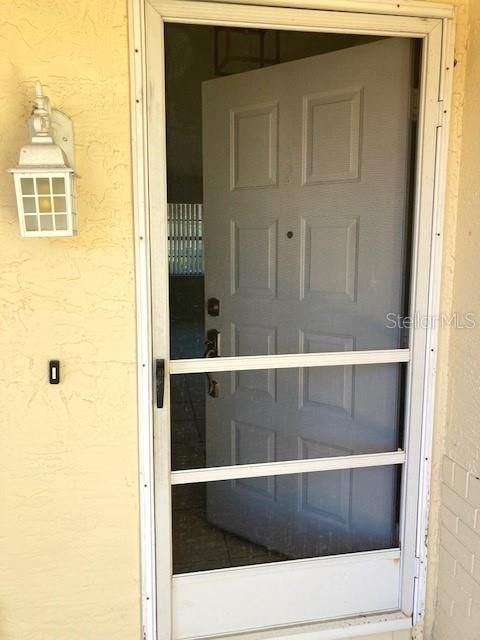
191 0 454 19
127 1 455 639
128 2 159 638
154 0 439 34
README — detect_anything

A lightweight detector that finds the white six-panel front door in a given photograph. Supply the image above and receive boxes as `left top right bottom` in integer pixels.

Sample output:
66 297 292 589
202 39 412 561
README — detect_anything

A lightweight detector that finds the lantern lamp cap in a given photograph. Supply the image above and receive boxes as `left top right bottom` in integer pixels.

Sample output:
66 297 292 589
11 142 70 170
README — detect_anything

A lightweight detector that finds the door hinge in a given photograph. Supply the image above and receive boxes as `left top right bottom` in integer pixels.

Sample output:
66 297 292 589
410 93 445 127
414 556 423 579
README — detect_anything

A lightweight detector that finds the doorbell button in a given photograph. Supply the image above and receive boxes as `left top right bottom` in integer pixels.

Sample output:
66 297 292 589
49 360 60 384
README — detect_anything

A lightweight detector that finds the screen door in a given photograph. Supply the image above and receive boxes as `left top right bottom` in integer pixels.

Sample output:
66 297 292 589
163 26 416 639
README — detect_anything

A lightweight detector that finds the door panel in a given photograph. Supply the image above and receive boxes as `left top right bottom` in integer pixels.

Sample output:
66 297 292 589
231 103 279 189
302 89 361 184
232 219 278 298
300 215 358 302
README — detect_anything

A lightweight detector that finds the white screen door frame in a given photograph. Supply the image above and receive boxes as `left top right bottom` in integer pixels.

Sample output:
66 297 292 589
128 1 455 639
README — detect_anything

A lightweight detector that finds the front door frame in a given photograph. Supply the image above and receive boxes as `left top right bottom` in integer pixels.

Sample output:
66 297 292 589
127 2 455 639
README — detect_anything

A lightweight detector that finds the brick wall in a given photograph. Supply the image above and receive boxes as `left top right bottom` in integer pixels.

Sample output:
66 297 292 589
434 459 480 639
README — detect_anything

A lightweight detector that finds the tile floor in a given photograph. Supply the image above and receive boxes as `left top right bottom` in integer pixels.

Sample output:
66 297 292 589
172 483 287 573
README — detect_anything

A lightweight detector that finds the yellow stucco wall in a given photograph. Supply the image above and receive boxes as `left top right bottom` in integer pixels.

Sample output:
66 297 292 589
442 0 480 470
0 1 140 639
0 0 475 639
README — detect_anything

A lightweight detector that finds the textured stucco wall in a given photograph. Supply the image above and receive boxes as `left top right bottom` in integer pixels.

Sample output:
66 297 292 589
441 0 480 475
0 2 140 639
0 0 475 639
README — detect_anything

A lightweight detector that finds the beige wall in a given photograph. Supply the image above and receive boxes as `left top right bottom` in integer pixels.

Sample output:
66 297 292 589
0 0 476 639
0 1 140 639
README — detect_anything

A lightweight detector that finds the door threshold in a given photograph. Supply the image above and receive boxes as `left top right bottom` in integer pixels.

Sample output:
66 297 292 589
184 612 412 640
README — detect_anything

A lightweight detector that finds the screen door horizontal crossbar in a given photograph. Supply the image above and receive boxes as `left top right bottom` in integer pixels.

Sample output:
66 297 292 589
169 348 410 374
171 450 405 485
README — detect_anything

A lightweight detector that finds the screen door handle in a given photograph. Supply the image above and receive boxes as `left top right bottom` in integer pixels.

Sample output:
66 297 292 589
155 358 165 408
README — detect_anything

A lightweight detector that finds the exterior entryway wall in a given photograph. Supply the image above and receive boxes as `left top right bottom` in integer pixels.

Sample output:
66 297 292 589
0 3 140 639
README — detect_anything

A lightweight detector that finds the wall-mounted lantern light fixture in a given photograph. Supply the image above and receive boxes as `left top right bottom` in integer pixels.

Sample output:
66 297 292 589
9 81 76 237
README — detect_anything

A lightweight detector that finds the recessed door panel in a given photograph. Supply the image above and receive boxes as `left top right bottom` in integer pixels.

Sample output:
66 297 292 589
300 216 359 301
231 220 278 297
231 103 279 189
302 89 362 184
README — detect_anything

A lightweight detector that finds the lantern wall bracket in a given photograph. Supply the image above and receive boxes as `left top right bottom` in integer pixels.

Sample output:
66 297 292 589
27 82 75 169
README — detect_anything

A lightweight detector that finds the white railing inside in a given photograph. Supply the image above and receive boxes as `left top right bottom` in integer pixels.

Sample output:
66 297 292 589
168 203 204 275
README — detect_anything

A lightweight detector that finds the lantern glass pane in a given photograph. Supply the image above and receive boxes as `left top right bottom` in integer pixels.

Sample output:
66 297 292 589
23 197 37 214
55 215 68 231
52 177 66 194
53 196 67 213
40 215 54 231
20 177 35 195
38 196 52 213
36 177 51 195
25 216 38 232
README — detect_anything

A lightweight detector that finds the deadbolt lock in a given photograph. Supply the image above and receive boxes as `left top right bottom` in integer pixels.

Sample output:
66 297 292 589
207 297 220 317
